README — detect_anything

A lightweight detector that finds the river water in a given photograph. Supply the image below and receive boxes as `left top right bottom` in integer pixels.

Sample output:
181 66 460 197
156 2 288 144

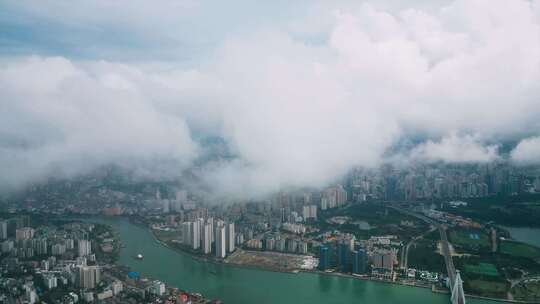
500 226 540 248
93 217 497 304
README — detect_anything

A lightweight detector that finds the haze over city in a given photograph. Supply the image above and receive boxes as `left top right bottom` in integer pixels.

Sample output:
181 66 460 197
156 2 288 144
2 0 540 198
2 2 540 304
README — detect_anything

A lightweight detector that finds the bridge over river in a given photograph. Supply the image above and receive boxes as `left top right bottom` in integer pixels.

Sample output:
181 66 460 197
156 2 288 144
389 205 466 304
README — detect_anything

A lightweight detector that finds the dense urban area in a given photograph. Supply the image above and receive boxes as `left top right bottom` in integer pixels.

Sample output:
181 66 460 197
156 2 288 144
1 163 540 303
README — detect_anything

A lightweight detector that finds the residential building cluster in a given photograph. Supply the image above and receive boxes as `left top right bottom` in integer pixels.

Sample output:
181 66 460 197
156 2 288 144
0 216 108 303
180 218 236 259
0 214 220 303
347 163 540 202
317 232 402 281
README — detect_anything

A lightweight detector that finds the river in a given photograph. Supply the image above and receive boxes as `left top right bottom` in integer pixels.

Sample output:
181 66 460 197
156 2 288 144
500 226 540 248
93 217 497 304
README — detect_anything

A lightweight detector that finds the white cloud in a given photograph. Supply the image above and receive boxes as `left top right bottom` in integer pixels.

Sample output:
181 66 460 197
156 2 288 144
511 137 540 165
407 133 499 163
1 0 540 197
0 57 198 191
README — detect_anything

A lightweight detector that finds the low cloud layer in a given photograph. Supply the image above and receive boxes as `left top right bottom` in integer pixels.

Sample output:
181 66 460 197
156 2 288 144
407 134 499 164
0 57 197 190
1 0 540 197
511 137 540 165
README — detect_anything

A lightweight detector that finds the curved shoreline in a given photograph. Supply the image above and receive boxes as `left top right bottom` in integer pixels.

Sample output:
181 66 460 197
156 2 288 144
85 215 538 304
142 222 537 304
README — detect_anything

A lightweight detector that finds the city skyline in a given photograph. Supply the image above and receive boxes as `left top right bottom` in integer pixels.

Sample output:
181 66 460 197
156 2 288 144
2 1 540 304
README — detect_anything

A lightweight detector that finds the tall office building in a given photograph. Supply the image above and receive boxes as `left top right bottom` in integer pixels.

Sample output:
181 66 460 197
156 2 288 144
77 240 92 257
323 185 348 208
226 222 235 253
372 251 394 272
320 197 328 210
182 222 192 246
191 221 200 250
202 223 212 254
318 244 330 271
78 266 101 289
215 219 224 243
337 241 349 272
215 225 226 258
0 220 7 240
302 205 317 220
336 185 348 207
352 249 367 274
327 188 337 209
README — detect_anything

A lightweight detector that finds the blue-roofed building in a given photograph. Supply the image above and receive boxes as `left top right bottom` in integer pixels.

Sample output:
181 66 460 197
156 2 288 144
127 271 140 279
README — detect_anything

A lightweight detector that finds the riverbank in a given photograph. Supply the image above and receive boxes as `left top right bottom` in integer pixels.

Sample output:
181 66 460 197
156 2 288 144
148 225 307 276
82 214 539 303
498 225 540 248
142 218 533 304
85 216 514 304
61 215 220 303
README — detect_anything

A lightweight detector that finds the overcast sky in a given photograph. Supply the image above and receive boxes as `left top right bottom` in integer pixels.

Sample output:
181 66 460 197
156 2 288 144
1 0 540 197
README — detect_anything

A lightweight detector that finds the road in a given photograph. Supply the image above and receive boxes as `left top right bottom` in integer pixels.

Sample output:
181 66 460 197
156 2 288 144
439 225 456 288
400 226 437 270
388 205 456 286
